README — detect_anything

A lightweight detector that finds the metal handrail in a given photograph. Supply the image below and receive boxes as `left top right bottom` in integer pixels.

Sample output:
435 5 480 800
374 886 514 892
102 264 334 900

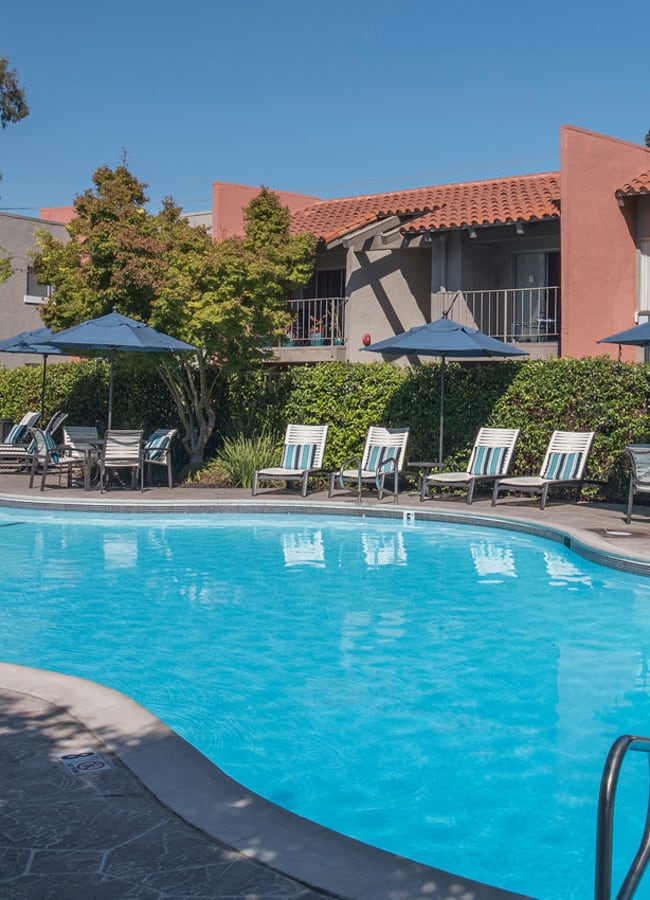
595 735 650 899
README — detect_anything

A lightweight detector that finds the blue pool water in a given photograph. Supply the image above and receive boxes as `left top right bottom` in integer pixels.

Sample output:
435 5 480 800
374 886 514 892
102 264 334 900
1 509 650 899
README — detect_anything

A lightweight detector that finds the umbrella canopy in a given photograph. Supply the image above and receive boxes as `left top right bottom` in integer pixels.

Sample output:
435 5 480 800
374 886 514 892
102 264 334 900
0 326 64 419
48 311 197 429
598 321 650 348
363 316 528 471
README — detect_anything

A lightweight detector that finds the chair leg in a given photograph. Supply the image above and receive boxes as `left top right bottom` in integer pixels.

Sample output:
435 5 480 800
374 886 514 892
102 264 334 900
466 479 476 505
491 481 501 506
167 457 173 488
626 479 635 524
540 483 550 510
252 471 259 496
301 472 309 497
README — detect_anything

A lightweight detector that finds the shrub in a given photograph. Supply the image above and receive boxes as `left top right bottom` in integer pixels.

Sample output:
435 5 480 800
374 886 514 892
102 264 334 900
216 431 281 488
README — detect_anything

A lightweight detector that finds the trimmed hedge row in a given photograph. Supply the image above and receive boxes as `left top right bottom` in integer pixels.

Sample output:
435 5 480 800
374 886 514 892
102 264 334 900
1 356 649 501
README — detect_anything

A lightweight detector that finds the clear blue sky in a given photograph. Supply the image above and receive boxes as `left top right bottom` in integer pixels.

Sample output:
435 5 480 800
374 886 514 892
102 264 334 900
1 0 648 216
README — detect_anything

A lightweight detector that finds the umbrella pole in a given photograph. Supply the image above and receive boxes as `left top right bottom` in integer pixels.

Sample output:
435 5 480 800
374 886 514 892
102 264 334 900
107 352 115 431
40 355 48 421
438 356 445 472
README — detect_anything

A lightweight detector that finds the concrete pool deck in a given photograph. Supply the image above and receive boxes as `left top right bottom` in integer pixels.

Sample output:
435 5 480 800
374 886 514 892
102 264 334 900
1 475 649 899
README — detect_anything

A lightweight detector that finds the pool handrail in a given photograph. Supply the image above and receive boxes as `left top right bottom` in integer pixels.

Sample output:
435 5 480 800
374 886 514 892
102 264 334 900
595 734 650 900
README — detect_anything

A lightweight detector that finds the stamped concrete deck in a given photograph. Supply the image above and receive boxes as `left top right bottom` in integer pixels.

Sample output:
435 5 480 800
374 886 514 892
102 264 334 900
1 473 649 899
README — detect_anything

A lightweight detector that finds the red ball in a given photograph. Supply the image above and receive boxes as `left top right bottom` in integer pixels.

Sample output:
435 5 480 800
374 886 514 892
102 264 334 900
362 333 372 346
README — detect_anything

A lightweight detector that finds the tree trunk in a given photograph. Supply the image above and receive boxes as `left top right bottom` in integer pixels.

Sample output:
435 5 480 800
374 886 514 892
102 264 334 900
159 354 219 467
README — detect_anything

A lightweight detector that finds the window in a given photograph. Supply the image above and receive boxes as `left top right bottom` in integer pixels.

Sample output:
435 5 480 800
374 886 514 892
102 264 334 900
640 239 650 318
24 267 53 305
303 268 345 299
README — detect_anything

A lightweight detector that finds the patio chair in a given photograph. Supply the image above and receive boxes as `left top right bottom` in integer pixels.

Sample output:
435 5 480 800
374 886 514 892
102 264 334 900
143 428 178 488
328 426 410 504
0 411 41 471
99 429 144 492
62 426 101 490
28 426 85 491
421 427 520 504
491 430 595 510
252 424 328 497
625 444 650 524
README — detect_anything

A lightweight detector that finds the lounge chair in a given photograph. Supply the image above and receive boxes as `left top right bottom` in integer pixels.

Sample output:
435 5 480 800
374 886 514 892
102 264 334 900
28 426 84 491
0 411 41 471
252 424 328 497
491 430 595 509
328 426 410 503
625 444 650 524
421 427 520 504
143 428 178 488
99 429 144 492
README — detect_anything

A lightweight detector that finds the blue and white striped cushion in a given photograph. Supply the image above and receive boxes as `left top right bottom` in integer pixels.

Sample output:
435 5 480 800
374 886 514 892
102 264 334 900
5 424 26 445
470 446 507 476
44 431 59 464
544 451 580 480
366 445 397 472
145 433 171 462
281 443 316 469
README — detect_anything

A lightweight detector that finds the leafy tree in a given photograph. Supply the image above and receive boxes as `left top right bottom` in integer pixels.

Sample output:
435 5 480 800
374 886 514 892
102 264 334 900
0 56 28 129
646 130 650 149
0 56 29 282
32 165 316 464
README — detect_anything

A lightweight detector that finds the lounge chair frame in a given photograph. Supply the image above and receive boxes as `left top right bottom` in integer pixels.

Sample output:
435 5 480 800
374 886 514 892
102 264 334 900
625 444 650 524
143 428 178 488
329 426 410 504
421 427 520 504
252 424 328 497
492 430 595 510
28 426 84 491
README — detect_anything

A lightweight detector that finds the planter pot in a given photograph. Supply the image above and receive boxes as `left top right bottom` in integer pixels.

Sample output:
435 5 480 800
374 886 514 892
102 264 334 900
310 333 324 346
333 337 344 345
281 337 294 347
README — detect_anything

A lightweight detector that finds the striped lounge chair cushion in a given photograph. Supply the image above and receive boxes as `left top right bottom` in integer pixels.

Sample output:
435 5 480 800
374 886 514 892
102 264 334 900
5 423 27 444
144 433 171 461
470 445 508 476
544 451 580 480
281 443 316 470
44 431 59 463
366 445 398 472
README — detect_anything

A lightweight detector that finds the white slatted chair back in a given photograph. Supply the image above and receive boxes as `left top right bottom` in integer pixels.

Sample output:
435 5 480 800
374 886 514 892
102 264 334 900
466 428 520 478
103 429 143 464
540 431 595 481
360 427 410 474
3 411 40 446
282 424 328 471
63 426 100 459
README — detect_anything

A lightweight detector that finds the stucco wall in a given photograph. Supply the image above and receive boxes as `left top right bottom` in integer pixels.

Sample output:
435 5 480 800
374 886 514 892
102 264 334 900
0 214 68 368
560 126 650 360
211 182 319 239
345 246 431 363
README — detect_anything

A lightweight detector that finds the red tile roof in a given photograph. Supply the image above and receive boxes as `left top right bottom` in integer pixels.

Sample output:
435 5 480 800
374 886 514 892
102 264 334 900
291 172 561 243
616 171 650 198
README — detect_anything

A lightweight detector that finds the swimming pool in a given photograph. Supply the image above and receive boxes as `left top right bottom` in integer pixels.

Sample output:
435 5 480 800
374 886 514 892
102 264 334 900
1 508 649 899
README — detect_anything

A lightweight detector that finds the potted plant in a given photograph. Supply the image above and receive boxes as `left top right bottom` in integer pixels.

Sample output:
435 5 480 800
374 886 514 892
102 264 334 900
309 315 325 346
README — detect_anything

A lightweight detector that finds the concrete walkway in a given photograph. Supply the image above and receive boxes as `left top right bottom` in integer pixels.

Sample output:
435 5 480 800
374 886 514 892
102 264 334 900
1 474 649 899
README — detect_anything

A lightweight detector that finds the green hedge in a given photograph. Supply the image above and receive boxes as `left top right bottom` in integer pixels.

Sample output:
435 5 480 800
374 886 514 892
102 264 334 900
2 355 649 502
249 357 650 502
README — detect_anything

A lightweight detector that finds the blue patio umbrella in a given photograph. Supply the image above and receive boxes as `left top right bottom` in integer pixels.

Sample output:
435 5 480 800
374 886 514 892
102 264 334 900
0 326 64 419
598 321 650 361
47 310 197 429
363 315 529 471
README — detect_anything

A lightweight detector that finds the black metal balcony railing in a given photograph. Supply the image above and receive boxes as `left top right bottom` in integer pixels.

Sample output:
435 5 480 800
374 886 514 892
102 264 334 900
281 297 347 347
434 287 560 342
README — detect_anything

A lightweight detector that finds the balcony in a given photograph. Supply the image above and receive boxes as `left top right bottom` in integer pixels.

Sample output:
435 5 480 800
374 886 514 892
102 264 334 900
266 297 348 363
433 287 560 347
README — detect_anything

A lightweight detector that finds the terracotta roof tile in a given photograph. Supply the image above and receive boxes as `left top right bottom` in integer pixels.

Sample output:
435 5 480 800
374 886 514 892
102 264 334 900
291 172 561 242
616 171 650 198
